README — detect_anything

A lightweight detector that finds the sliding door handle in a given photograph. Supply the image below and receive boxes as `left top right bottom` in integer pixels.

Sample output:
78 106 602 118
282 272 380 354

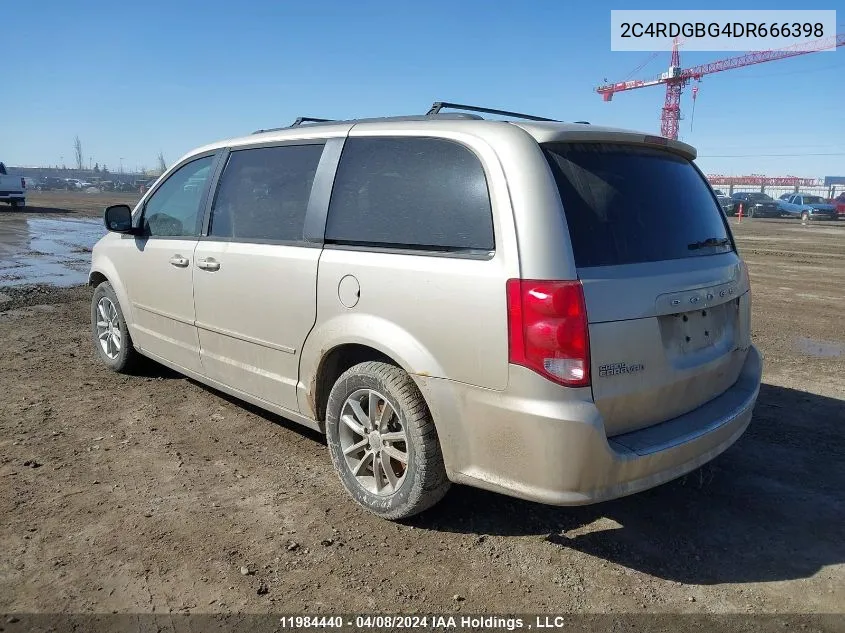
196 258 221 272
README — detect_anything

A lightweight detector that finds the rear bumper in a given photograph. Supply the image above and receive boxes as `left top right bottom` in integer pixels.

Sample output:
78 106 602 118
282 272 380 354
0 192 25 202
416 345 762 506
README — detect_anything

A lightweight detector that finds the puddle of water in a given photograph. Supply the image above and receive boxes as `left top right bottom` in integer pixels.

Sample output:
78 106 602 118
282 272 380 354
0 217 105 287
795 337 845 358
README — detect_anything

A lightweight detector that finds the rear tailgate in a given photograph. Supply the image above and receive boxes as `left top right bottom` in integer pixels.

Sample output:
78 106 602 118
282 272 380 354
0 174 25 195
544 142 752 436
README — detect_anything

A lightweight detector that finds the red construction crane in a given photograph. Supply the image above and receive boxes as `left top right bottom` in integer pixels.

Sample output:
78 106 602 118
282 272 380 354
596 34 845 140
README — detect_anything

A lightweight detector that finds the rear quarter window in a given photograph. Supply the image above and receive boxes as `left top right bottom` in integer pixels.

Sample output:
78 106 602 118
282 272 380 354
544 143 732 267
325 137 493 252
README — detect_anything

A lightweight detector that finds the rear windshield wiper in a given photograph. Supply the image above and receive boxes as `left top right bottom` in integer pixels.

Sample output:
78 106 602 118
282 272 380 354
688 237 730 250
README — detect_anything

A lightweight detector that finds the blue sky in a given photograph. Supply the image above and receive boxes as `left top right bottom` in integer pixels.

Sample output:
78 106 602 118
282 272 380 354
3 0 843 178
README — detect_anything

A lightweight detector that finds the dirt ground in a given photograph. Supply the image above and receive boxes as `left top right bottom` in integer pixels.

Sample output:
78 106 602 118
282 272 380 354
22 191 141 217
0 201 843 618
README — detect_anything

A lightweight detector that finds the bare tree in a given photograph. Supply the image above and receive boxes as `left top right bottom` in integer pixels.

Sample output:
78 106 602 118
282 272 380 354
74 136 84 171
156 152 167 174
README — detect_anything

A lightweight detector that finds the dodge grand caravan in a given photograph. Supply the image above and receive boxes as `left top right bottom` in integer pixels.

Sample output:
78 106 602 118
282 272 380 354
89 102 762 519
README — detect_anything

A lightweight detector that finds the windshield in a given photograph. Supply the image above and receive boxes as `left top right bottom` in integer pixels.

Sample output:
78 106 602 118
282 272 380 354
748 193 773 201
543 143 733 267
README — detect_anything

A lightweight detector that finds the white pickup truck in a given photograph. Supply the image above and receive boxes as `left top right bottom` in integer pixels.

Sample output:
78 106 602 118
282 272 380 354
0 162 26 209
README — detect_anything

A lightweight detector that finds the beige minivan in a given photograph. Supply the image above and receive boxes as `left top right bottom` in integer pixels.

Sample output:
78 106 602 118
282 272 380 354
90 102 762 519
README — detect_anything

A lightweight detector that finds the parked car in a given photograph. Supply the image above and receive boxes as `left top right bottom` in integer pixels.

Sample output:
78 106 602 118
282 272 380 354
64 178 83 189
0 161 25 208
726 192 781 217
716 194 732 213
114 181 137 192
136 179 160 193
37 176 68 190
89 104 761 519
828 192 845 218
779 193 838 221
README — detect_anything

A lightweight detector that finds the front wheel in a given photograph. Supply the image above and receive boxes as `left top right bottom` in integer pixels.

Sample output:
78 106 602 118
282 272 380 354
325 361 450 520
91 281 139 373
801 211 810 223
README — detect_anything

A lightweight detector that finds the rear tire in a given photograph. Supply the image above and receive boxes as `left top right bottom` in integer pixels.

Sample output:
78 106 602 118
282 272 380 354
325 361 450 520
91 281 139 373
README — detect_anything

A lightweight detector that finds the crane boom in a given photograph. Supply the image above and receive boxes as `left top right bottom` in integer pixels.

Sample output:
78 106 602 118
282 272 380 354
683 33 845 79
596 34 845 139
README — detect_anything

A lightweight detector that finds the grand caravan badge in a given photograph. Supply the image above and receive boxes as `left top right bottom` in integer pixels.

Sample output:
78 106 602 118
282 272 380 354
598 362 645 377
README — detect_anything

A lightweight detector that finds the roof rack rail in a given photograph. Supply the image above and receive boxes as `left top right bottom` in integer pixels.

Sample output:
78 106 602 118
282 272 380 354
290 116 333 127
252 117 334 134
427 101 559 122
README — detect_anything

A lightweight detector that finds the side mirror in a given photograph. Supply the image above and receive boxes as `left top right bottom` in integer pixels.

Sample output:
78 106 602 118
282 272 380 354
104 204 135 234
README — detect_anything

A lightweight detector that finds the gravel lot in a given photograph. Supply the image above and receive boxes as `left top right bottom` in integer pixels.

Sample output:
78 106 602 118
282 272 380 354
1 199 843 618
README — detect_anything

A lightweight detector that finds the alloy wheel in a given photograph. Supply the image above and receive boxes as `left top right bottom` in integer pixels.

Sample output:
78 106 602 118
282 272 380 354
95 297 122 359
338 388 409 495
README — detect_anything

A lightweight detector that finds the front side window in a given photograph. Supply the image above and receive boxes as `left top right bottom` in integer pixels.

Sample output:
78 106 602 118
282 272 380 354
325 137 493 252
143 155 215 237
209 144 324 242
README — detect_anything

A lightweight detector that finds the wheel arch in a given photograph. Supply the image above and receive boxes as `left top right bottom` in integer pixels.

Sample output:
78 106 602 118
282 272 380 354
88 264 134 328
308 343 395 424
298 314 447 422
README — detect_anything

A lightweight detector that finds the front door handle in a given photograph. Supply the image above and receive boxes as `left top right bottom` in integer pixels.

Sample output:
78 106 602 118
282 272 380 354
196 258 221 272
169 255 189 268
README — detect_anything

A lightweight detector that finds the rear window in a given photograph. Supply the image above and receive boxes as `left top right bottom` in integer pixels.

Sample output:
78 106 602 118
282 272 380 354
325 137 493 252
544 143 732 267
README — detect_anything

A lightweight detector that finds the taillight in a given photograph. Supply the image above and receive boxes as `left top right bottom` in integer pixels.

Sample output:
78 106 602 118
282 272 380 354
21 178 26 189
506 279 591 387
